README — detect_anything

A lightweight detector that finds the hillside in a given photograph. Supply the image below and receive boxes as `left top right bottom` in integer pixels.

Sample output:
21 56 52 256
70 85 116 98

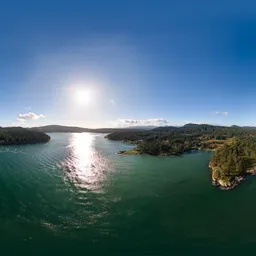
29 125 146 134
106 123 252 147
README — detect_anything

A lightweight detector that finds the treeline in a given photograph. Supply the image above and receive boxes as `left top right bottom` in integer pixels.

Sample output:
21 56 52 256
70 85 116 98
137 140 189 156
0 127 50 145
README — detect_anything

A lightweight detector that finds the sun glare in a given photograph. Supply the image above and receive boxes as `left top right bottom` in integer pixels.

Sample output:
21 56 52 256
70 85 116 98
74 89 91 105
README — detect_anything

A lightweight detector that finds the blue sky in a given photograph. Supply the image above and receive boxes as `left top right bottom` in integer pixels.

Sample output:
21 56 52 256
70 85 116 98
1 0 256 127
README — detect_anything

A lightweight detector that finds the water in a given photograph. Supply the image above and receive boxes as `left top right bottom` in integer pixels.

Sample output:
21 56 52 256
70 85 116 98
0 133 256 255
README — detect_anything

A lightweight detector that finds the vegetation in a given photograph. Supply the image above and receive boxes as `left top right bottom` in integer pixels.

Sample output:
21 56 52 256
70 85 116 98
107 124 254 156
118 149 139 155
210 137 256 179
0 127 50 145
107 124 256 189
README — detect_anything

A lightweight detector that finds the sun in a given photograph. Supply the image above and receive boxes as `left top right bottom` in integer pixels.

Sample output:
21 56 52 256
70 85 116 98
74 89 91 105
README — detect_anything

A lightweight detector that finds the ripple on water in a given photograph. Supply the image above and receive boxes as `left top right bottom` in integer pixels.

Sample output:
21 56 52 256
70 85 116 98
0 134 119 242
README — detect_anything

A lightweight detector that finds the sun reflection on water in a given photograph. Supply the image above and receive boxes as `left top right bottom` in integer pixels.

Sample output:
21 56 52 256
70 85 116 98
59 133 108 192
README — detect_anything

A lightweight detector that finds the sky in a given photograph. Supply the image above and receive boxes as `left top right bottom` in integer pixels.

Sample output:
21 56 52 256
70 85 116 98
1 0 256 128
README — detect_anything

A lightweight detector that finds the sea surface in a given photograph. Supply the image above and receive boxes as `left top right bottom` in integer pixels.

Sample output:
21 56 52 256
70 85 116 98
0 133 256 255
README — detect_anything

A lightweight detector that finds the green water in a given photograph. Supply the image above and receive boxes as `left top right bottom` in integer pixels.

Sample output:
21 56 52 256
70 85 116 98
0 133 256 255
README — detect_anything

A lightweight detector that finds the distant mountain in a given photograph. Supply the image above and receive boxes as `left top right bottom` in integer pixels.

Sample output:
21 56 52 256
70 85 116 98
183 123 201 128
128 125 157 130
106 123 256 143
30 125 89 133
27 123 256 134
29 125 148 133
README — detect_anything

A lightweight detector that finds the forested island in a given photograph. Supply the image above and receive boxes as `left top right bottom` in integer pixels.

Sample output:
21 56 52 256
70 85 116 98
106 124 256 190
0 127 50 145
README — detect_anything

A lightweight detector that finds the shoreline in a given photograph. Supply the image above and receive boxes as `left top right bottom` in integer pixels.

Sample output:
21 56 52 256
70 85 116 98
117 149 185 157
117 147 213 157
209 164 253 190
118 148 254 191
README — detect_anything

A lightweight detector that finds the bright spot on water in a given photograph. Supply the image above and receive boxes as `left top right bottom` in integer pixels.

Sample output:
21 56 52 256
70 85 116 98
60 133 108 192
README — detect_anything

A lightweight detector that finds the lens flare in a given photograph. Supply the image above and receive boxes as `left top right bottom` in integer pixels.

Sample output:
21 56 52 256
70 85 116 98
74 89 90 105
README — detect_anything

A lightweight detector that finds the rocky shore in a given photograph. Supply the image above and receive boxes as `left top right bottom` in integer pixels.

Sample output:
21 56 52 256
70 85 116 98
117 149 139 155
246 167 256 175
210 164 246 190
118 149 253 191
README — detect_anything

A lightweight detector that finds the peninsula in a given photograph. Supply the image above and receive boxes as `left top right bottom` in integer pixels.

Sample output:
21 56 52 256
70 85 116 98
0 127 50 145
106 124 256 190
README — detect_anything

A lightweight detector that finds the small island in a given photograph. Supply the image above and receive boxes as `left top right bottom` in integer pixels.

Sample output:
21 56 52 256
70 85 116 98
0 127 50 145
107 124 256 190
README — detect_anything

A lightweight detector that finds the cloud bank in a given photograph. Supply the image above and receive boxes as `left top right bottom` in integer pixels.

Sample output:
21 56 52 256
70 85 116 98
17 112 45 122
115 118 176 127
213 111 228 116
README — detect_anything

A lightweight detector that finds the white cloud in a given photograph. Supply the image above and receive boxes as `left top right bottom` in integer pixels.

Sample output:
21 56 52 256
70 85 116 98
110 118 233 128
17 112 45 122
184 120 207 124
213 111 228 116
115 118 177 127
110 99 115 105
